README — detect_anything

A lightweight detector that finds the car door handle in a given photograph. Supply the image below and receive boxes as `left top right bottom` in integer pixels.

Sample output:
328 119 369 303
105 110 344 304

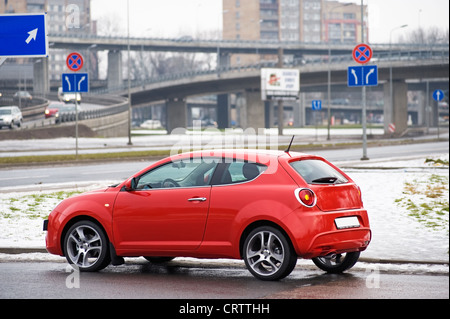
188 197 207 202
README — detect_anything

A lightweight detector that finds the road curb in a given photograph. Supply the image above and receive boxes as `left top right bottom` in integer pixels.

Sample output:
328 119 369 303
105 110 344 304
0 247 448 266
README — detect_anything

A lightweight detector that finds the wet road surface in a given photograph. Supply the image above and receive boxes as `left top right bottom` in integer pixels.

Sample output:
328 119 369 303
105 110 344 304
0 259 448 300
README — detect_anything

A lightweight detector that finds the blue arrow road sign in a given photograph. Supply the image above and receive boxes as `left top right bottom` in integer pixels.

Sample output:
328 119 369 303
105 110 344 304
312 100 322 110
433 89 444 102
62 73 89 93
0 13 48 57
348 65 378 87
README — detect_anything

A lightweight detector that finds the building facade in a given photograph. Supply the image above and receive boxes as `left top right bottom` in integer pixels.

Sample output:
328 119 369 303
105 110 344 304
223 0 368 65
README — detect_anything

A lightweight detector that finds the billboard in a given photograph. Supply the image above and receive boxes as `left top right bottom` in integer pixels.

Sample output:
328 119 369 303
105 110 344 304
261 68 300 101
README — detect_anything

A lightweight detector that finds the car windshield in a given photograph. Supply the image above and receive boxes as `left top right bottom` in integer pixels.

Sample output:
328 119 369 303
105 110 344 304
290 159 348 184
0 109 12 115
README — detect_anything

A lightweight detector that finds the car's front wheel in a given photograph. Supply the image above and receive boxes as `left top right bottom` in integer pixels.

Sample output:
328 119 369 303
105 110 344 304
64 220 111 272
312 252 360 274
243 226 297 281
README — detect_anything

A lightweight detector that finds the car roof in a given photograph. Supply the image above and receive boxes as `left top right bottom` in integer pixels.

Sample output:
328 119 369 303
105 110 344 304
169 149 313 163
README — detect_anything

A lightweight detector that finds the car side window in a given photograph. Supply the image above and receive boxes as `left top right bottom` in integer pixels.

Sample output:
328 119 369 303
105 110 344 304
214 161 267 185
135 158 217 190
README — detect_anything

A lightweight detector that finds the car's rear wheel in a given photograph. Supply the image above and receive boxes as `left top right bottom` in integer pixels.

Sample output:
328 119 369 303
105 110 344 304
64 220 111 272
312 252 360 274
243 226 297 281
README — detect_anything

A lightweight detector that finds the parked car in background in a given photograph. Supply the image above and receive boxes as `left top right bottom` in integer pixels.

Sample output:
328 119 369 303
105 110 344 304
0 106 23 129
44 149 371 281
140 119 163 129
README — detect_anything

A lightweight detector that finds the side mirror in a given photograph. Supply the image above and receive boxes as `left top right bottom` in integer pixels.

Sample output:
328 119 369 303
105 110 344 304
124 177 137 191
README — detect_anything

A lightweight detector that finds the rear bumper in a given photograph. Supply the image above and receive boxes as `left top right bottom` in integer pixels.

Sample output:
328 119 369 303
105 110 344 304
300 227 371 258
282 208 371 259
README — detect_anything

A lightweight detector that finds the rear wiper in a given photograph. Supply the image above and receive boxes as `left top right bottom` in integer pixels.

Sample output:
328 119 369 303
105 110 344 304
311 177 338 184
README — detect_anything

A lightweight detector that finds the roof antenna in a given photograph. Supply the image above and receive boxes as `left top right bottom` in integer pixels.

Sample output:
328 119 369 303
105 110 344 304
285 135 295 153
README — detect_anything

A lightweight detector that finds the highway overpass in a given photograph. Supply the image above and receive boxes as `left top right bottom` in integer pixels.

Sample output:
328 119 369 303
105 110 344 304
103 52 449 136
4 34 448 137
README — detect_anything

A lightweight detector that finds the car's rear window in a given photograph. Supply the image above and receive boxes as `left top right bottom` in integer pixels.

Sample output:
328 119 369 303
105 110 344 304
290 159 348 184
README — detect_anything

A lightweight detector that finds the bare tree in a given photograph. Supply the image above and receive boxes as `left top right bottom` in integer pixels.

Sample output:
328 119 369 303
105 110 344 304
401 26 449 46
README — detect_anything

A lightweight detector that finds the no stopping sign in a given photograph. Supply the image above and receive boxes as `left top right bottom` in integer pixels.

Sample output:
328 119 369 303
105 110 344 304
352 44 372 64
66 52 84 72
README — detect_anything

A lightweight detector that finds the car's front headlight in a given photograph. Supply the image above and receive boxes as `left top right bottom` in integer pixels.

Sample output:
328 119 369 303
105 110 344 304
1 116 12 124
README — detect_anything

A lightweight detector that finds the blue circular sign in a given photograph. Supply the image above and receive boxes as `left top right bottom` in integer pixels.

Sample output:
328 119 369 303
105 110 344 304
433 89 444 102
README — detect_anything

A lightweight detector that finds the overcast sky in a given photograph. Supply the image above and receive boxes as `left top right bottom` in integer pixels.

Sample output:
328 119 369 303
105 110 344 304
91 0 449 43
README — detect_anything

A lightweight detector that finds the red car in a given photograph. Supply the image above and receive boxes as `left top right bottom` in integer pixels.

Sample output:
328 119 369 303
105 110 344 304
44 149 371 280
44 102 64 119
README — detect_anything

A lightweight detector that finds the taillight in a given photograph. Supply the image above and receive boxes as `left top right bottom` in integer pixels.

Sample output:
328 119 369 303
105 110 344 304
294 188 316 207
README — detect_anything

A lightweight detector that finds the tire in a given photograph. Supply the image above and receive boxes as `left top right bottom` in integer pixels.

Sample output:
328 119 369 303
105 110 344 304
312 252 360 274
243 226 297 281
63 220 111 272
144 257 175 263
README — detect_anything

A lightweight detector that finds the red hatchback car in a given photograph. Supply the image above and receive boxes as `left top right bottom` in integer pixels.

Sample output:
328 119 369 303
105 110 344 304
44 149 371 280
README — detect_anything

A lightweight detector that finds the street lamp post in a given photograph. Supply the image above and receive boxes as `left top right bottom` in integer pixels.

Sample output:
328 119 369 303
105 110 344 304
327 3 352 141
127 0 132 145
389 24 408 136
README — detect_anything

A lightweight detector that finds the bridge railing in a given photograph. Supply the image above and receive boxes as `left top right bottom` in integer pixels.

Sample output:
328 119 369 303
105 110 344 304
94 48 448 95
20 94 128 129
48 32 448 51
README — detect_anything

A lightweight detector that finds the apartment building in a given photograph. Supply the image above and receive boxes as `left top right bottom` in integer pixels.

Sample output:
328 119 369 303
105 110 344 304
223 0 367 65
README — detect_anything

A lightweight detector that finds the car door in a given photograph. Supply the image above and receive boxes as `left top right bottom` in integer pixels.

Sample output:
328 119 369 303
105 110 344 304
201 161 269 253
113 158 217 253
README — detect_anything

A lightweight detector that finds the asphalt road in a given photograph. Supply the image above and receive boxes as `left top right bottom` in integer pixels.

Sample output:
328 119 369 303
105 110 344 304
0 260 448 299
0 141 448 190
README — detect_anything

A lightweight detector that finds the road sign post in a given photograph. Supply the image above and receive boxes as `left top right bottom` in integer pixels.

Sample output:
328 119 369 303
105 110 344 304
312 100 322 111
432 89 445 139
62 73 89 93
348 65 378 87
349 43 377 160
0 13 48 57
62 69 89 159
311 100 322 141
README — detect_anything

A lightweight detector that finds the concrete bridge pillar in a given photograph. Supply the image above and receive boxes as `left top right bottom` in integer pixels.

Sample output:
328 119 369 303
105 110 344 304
166 98 187 132
383 79 408 136
217 94 230 129
107 50 122 90
242 89 265 130
417 90 426 126
33 57 49 96
216 52 231 129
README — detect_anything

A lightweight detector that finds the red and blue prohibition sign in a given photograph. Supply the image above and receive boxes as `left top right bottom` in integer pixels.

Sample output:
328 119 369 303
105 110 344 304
66 52 84 72
352 44 372 64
